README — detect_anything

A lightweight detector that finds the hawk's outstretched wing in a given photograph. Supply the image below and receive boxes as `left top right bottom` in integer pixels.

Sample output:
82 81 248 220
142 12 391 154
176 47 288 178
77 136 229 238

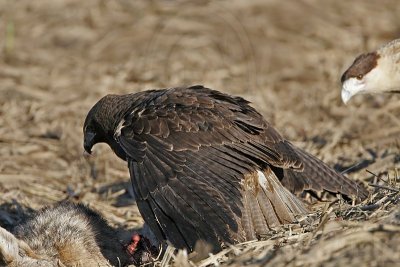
111 86 366 251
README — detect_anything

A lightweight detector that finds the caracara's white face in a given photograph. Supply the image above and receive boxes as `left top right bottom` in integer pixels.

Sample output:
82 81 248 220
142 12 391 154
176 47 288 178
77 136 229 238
341 39 400 104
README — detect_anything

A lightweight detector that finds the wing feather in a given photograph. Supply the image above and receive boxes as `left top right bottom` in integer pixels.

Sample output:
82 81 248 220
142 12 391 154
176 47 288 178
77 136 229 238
282 145 368 199
114 86 367 251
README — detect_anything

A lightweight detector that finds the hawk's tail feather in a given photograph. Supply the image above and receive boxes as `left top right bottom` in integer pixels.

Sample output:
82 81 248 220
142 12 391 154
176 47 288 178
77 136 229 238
241 168 309 240
283 146 368 201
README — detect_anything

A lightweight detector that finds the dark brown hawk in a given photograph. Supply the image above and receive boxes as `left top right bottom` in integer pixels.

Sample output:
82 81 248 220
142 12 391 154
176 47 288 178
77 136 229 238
83 85 367 252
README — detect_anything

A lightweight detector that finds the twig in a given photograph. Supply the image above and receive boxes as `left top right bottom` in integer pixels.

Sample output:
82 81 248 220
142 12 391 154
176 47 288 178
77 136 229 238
368 183 400 193
366 169 391 185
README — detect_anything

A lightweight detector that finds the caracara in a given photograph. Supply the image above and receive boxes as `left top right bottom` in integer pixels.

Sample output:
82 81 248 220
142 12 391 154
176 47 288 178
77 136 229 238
341 39 400 103
83 85 367 252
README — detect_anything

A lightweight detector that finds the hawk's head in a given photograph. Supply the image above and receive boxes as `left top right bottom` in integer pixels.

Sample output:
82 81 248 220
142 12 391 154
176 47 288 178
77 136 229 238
83 101 107 155
83 94 124 155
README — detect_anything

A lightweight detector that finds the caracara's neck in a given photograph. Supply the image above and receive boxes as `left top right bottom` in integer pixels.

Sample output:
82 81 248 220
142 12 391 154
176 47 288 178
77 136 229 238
374 41 400 92
379 39 400 69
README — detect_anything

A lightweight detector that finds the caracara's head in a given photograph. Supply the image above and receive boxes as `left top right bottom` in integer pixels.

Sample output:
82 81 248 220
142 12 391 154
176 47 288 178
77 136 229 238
341 39 400 104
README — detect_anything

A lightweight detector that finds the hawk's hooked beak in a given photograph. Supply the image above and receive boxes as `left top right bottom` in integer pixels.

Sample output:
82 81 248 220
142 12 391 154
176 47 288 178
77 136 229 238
84 132 96 155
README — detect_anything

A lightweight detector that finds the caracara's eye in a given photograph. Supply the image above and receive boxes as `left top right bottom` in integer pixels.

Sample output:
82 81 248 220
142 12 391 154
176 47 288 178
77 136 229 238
356 74 363 80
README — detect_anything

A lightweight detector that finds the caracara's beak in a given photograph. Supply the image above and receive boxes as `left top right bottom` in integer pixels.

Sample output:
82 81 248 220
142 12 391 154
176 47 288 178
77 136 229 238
341 78 365 104
341 87 353 104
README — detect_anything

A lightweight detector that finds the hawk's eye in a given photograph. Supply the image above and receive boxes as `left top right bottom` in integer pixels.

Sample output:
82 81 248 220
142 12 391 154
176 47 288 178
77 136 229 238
356 74 363 80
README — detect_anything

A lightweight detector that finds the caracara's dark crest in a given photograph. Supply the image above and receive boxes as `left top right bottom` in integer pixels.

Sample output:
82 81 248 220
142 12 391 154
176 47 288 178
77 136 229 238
84 85 367 252
341 52 380 83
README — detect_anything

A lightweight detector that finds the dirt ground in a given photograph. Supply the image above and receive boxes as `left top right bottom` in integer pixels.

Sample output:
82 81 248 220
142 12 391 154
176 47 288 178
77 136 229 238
1 0 400 266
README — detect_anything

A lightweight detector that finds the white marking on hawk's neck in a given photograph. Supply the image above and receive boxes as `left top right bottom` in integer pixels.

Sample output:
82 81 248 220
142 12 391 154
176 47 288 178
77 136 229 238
114 119 125 138
131 107 144 117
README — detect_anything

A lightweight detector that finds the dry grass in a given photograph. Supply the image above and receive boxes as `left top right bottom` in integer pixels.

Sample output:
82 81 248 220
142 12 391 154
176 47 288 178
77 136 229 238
168 172 400 267
1 0 400 266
